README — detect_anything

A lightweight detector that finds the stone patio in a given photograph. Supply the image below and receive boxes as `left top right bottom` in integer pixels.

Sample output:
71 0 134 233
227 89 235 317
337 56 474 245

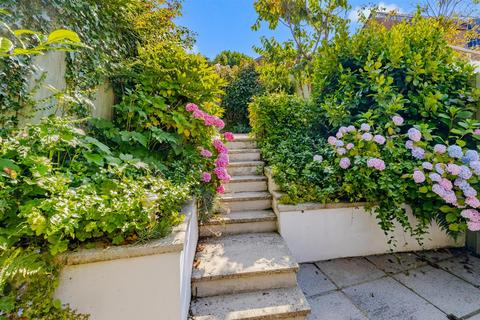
298 249 480 320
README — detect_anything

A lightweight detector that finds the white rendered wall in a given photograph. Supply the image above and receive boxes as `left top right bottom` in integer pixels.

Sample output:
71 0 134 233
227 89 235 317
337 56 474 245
55 201 198 320
278 205 464 263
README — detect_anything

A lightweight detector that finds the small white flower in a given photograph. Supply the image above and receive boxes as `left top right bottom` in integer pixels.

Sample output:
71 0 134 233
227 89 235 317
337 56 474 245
313 155 323 162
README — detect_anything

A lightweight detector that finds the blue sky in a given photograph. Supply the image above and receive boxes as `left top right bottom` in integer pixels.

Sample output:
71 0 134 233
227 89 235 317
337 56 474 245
176 0 419 59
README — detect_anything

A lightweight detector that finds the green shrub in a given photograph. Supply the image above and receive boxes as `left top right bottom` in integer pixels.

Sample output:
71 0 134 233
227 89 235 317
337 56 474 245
313 15 479 137
222 63 264 133
212 50 252 67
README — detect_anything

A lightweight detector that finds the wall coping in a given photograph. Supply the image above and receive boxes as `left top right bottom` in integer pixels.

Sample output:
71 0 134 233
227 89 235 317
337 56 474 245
56 199 196 266
271 190 367 212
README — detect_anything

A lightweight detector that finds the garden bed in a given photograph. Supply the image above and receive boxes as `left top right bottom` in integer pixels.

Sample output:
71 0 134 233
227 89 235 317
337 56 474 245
265 168 464 263
54 200 198 320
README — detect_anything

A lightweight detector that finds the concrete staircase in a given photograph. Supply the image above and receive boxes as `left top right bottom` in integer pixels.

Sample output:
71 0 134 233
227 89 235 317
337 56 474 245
190 134 310 320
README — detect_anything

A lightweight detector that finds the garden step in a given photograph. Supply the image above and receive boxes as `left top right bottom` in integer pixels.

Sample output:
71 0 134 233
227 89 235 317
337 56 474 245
226 175 268 193
190 286 310 320
199 210 277 237
219 191 272 212
227 140 257 150
228 160 265 176
191 233 298 298
229 149 261 162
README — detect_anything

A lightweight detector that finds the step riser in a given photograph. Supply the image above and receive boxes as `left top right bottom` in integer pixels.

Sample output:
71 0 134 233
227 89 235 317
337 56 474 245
229 165 264 176
192 272 297 298
199 220 277 238
226 181 268 193
230 152 261 162
219 199 271 212
227 141 257 149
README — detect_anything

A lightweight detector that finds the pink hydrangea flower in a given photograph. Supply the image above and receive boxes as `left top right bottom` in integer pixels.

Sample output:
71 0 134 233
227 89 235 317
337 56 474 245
200 149 213 158
467 221 480 231
361 133 373 141
474 129 480 135
193 109 205 119
360 123 370 131
224 132 234 141
466 197 480 208
204 115 217 126
373 135 386 145
214 117 225 129
405 140 414 150
213 139 228 153
336 131 344 139
461 209 480 221
392 115 404 126
346 143 354 150
327 136 337 146
434 144 447 154
216 185 225 194
413 170 425 183
202 172 211 183
367 158 385 171
215 153 229 168
439 178 453 191
347 125 356 132
337 148 347 155
339 157 351 169
214 167 229 180
185 103 199 112
446 163 461 176
407 128 422 142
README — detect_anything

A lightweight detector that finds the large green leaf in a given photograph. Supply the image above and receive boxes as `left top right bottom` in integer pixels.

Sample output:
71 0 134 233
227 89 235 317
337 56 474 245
0 37 13 54
47 29 80 44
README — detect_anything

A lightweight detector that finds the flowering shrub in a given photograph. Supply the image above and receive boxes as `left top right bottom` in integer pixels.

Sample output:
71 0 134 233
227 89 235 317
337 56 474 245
326 117 423 235
184 102 234 196
405 127 480 233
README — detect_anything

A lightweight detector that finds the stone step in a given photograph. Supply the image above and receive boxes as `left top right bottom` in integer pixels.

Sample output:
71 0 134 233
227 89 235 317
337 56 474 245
191 233 298 298
225 175 268 193
229 149 261 162
228 161 264 176
219 191 272 212
199 210 277 238
190 286 310 320
227 140 257 150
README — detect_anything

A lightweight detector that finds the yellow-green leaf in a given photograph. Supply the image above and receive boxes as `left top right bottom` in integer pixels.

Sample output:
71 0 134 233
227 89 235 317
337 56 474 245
0 37 13 53
47 29 80 44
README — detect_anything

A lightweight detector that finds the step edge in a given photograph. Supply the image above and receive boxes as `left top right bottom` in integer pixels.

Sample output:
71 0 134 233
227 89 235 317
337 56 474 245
191 265 299 282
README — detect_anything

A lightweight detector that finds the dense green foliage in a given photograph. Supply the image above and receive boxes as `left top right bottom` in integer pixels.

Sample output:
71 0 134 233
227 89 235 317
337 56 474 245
212 50 252 67
313 15 479 136
0 1 226 318
250 16 480 239
221 63 263 133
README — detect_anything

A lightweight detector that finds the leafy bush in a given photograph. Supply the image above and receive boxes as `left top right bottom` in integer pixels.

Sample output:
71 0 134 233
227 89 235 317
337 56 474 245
222 63 264 133
250 15 480 240
212 50 252 67
313 15 479 137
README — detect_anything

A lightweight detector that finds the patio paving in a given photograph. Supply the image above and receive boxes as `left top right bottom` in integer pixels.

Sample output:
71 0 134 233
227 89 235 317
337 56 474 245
298 249 480 320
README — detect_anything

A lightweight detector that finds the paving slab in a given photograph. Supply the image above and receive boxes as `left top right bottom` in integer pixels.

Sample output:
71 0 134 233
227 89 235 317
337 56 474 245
366 253 426 274
414 249 457 264
307 291 367 320
467 311 480 320
394 265 480 317
297 264 336 297
315 257 386 288
438 254 480 287
343 277 446 320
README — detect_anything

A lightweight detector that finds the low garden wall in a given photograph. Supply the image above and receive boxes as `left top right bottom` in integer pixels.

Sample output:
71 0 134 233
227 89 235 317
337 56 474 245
265 168 464 263
54 200 198 320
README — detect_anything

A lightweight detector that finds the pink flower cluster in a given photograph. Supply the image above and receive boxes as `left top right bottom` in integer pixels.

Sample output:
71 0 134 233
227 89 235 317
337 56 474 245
408 128 480 231
186 103 230 194
367 158 386 171
461 209 480 231
328 123 390 172
185 103 225 129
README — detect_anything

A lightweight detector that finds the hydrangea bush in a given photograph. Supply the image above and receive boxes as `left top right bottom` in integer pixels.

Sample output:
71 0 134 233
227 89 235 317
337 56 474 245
405 127 480 233
325 116 421 236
